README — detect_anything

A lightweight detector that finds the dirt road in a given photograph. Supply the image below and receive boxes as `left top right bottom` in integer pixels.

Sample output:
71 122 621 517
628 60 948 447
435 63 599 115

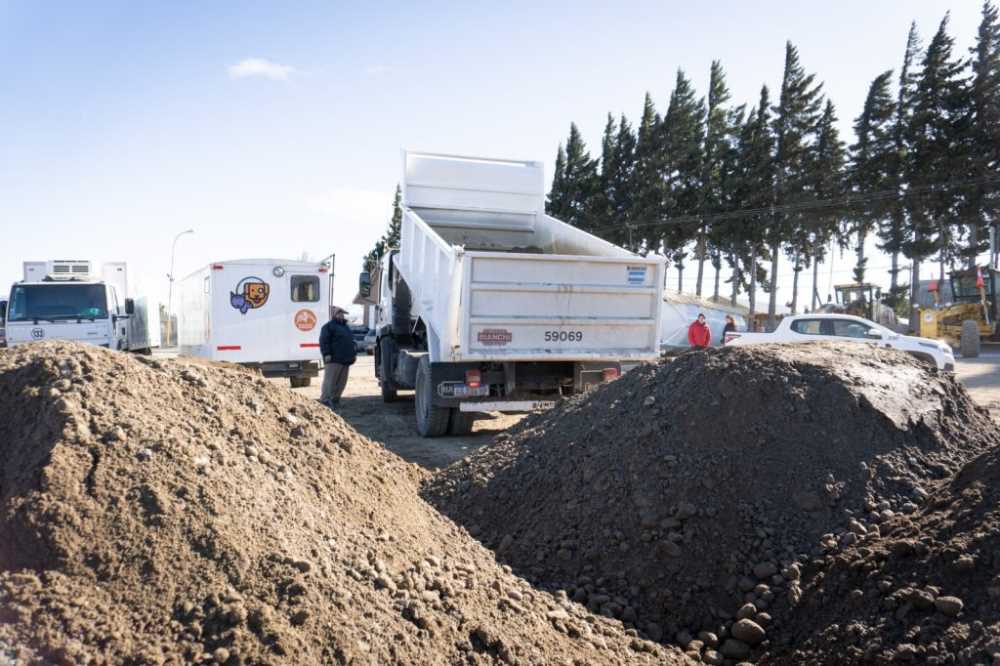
289 356 523 469
284 351 1000 471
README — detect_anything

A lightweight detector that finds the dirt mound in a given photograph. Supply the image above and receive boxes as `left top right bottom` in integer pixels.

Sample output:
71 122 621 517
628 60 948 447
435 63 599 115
761 444 1000 664
425 343 998 661
0 342 686 665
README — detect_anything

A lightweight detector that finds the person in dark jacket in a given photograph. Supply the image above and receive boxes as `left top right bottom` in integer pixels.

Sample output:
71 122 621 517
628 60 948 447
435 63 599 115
319 307 357 406
722 314 736 337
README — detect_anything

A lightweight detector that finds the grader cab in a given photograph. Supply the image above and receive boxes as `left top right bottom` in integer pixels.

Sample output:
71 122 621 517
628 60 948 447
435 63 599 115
818 283 898 328
919 266 999 358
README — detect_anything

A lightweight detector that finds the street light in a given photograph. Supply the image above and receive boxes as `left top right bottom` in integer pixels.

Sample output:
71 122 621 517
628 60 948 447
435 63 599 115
166 229 195 347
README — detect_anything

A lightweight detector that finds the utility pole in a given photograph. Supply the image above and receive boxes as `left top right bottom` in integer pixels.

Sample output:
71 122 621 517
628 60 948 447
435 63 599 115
166 229 194 347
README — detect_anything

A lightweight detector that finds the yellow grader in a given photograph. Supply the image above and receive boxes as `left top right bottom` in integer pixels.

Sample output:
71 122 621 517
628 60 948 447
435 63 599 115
919 266 999 358
817 283 898 328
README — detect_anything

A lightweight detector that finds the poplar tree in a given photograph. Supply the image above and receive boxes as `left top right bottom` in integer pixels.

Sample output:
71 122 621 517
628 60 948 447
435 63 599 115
560 123 600 230
546 144 567 217
634 93 665 255
697 61 733 297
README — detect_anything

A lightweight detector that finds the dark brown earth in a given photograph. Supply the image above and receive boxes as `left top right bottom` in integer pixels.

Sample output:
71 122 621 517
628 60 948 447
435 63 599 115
0 342 687 666
760 442 1000 665
425 343 999 663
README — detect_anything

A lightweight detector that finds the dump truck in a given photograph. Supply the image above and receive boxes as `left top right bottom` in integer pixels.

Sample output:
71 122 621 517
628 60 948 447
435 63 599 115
4 260 157 352
359 151 666 437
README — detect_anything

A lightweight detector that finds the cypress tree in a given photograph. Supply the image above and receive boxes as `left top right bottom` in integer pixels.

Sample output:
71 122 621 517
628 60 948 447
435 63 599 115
660 70 705 291
561 123 599 229
905 14 969 320
546 143 567 217
635 93 666 255
697 60 733 297
736 86 777 316
771 42 824 323
608 114 638 250
591 114 618 233
883 23 921 308
964 0 1000 268
808 100 846 311
849 72 896 284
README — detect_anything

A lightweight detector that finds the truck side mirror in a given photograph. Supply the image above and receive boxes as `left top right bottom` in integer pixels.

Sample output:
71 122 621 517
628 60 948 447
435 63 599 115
125 298 135 315
359 271 371 298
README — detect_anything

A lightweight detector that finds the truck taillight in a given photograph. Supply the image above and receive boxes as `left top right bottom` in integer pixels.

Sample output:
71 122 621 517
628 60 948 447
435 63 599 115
602 368 620 381
212 264 224 270
465 369 481 388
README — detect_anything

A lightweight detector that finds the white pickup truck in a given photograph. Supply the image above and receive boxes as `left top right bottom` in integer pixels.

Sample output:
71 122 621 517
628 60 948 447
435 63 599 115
725 313 955 371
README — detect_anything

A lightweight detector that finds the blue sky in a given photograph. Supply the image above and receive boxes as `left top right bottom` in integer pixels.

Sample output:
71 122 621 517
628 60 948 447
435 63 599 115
0 2 984 313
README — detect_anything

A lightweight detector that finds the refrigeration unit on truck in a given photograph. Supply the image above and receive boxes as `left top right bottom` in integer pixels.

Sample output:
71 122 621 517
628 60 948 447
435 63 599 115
4 260 158 352
178 258 333 387
358 151 665 437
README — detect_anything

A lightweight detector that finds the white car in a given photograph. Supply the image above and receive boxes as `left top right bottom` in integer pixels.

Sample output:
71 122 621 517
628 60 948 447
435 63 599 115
725 313 955 371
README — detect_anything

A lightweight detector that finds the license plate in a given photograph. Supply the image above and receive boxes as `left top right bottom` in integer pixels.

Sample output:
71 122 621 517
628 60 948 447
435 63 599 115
453 385 490 398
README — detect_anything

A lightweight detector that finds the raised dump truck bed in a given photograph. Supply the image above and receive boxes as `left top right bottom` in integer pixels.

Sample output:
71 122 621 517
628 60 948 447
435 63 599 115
364 151 665 437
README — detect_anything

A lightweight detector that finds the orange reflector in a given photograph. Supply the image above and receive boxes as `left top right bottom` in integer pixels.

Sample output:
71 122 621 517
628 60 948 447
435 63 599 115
211 263 224 270
602 368 620 381
300 343 320 348
217 345 241 351
465 369 482 388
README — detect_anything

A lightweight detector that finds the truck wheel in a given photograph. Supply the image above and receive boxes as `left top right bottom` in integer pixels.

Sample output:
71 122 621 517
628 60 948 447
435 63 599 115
289 376 310 388
415 357 449 437
448 409 476 436
379 338 398 402
960 320 981 358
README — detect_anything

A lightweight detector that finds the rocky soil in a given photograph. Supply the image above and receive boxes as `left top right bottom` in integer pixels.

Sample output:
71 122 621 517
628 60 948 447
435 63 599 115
761 442 1000 664
0 342 687 666
425 343 1000 663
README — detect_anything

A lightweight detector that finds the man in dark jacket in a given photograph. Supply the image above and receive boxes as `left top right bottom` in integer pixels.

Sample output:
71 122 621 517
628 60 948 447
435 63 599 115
319 307 357 406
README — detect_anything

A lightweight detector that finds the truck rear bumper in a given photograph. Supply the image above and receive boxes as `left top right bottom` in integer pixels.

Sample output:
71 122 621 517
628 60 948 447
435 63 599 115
243 360 319 378
459 400 555 413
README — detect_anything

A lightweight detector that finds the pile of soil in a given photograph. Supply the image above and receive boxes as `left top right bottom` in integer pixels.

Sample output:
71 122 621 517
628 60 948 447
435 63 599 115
0 342 686 665
425 343 998 663
761 444 1000 664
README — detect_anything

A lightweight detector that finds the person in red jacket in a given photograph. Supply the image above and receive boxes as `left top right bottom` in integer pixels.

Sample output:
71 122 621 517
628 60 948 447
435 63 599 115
687 313 712 348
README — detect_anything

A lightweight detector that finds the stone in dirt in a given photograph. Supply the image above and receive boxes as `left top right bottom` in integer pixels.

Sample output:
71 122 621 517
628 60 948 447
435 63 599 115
0 342 687 665
425 343 997 645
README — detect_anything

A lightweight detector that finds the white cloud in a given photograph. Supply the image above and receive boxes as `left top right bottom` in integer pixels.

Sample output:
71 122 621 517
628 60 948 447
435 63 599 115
227 58 296 81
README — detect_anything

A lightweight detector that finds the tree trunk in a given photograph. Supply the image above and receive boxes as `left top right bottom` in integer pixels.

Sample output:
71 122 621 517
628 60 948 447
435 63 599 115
748 246 758 319
677 264 684 293
730 252 739 307
790 251 801 314
694 230 706 297
889 251 899 296
712 255 721 301
811 254 821 312
855 228 866 283
909 260 921 334
767 241 780 330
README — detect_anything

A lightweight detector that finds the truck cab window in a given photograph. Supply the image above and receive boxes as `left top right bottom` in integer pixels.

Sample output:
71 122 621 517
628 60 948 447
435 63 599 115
291 276 320 302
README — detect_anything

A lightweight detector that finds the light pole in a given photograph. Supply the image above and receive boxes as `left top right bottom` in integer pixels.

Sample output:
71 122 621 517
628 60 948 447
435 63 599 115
167 229 194 347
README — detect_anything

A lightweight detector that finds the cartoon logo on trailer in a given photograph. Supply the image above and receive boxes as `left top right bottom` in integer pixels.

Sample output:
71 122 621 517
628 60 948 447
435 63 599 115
230 277 270 315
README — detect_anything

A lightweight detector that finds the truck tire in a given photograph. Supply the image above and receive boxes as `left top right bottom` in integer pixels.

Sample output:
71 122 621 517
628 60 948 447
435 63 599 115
392 279 413 337
379 337 398 402
289 376 311 388
415 357 449 437
960 320 981 358
448 409 476 436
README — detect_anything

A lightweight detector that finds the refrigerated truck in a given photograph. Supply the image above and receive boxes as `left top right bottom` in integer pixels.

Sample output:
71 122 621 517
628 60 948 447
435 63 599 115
178 258 332 387
4 260 157 352
360 151 665 437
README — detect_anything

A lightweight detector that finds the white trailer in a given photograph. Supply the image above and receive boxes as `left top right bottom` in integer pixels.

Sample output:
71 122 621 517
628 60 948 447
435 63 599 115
178 258 332 387
4 260 156 352
360 151 665 436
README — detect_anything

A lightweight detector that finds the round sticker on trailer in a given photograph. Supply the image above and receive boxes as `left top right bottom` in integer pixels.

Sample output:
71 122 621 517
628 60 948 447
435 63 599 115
294 309 317 331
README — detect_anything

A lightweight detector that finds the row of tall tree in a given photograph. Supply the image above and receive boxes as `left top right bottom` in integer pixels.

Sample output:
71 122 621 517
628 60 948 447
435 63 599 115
546 6 1000 321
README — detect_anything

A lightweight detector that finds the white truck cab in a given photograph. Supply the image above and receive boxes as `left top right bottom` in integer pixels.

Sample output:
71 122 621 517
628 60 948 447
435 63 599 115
4 260 150 351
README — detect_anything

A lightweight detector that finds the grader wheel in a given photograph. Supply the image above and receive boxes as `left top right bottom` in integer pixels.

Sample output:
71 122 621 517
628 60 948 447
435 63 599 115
960 320 981 358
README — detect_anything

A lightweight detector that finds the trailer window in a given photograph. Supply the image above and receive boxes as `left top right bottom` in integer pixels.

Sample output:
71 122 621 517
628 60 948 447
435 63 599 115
291 275 320 302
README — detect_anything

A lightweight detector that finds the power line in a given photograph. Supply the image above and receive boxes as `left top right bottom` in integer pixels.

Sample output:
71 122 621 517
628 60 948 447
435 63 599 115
583 173 1000 237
